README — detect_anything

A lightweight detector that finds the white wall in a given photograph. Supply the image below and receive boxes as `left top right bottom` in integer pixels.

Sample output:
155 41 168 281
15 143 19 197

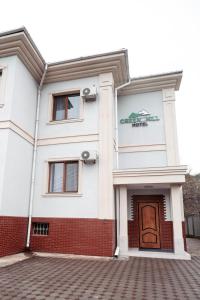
32 76 101 218
118 91 167 169
0 56 37 217
0 130 9 212
11 57 38 136
39 77 99 139
33 142 99 218
119 151 167 169
0 56 17 120
1 130 33 216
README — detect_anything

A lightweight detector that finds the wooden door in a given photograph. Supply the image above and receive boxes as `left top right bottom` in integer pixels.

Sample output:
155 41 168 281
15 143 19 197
139 202 161 249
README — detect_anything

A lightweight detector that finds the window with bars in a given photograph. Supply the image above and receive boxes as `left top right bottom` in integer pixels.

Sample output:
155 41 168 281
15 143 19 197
52 93 80 121
49 161 79 193
33 223 49 235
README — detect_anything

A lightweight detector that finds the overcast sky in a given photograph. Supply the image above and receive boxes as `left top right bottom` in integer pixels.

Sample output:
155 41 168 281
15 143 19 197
0 0 199 173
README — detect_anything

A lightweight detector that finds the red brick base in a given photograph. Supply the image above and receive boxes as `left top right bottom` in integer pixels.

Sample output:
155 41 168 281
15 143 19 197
30 218 115 257
0 216 28 257
128 220 187 251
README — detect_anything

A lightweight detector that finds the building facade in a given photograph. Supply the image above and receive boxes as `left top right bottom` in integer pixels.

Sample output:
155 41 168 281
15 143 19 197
0 27 190 259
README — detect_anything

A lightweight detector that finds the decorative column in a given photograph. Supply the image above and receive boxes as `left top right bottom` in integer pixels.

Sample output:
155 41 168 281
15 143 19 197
119 185 128 255
171 185 185 254
162 88 180 165
98 73 115 219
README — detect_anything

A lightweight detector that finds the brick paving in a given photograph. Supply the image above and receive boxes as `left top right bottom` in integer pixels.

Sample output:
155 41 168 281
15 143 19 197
0 255 199 300
187 238 200 256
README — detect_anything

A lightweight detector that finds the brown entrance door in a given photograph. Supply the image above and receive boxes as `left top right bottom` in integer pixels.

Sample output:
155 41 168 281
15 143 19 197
138 202 161 249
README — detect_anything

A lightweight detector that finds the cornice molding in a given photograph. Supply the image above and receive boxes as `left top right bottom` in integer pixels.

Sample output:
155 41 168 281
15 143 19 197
0 30 45 82
0 28 129 85
45 51 128 86
113 165 187 185
119 71 183 96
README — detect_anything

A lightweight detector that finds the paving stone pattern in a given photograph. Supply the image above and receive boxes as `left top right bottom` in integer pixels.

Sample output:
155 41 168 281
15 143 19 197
0 256 199 300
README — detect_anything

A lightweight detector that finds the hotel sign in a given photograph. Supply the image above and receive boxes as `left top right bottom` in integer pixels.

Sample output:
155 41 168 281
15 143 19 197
120 110 160 127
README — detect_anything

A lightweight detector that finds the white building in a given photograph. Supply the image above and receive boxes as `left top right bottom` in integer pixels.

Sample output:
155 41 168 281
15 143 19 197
0 27 190 259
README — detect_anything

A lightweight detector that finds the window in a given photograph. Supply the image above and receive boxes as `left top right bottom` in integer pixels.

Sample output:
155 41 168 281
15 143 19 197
49 161 79 193
52 93 80 121
33 223 49 235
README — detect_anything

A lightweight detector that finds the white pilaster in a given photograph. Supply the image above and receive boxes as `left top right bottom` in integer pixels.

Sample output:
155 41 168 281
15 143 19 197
170 185 189 258
0 64 8 108
162 88 180 166
98 73 114 219
119 185 128 255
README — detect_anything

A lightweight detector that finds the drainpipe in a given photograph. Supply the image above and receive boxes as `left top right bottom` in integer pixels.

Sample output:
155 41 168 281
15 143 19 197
26 64 48 249
114 78 131 258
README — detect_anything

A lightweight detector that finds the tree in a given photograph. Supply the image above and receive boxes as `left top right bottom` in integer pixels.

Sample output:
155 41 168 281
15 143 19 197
183 173 200 216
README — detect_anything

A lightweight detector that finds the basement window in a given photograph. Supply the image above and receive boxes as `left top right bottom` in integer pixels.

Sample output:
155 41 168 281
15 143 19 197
33 223 49 235
52 93 80 121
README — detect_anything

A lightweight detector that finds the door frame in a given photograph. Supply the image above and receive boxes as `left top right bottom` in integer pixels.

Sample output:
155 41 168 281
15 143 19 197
134 195 163 249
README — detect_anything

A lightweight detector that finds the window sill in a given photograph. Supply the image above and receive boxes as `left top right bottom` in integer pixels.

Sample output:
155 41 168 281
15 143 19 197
42 193 83 198
47 119 84 125
32 234 48 237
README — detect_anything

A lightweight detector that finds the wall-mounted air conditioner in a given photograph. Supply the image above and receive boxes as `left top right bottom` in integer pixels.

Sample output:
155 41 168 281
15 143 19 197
81 150 98 164
81 86 97 102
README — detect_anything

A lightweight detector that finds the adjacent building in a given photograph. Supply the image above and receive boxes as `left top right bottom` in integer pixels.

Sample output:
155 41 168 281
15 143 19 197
0 27 190 259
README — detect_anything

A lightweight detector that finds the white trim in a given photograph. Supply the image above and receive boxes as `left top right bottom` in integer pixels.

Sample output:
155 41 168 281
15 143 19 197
113 166 187 185
0 32 44 82
162 88 180 165
171 185 187 255
0 120 34 144
38 133 99 146
42 193 83 198
45 52 128 86
125 248 191 260
98 73 115 219
119 72 182 96
47 119 84 125
0 64 8 107
119 144 166 153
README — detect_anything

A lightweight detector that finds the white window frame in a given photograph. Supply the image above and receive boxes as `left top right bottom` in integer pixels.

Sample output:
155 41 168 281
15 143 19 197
42 157 83 197
47 88 84 124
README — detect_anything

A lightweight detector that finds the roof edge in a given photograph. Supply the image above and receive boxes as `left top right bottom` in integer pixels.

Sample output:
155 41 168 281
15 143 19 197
0 26 45 64
48 48 128 66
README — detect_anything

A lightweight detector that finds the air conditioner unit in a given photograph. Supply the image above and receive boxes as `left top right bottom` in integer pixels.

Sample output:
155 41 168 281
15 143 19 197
81 86 97 102
81 150 98 164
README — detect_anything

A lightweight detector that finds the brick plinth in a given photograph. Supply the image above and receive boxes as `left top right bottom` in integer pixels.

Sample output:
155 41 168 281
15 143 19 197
128 220 187 251
30 218 115 257
0 216 28 257
128 220 174 250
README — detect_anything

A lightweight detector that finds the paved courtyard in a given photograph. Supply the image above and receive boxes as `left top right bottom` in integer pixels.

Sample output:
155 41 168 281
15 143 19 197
0 254 199 300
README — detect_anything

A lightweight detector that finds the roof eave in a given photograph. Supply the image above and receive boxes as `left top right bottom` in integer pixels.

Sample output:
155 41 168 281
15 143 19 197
119 71 183 95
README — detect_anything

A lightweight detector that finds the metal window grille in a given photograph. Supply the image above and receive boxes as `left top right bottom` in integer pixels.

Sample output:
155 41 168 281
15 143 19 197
33 223 49 235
